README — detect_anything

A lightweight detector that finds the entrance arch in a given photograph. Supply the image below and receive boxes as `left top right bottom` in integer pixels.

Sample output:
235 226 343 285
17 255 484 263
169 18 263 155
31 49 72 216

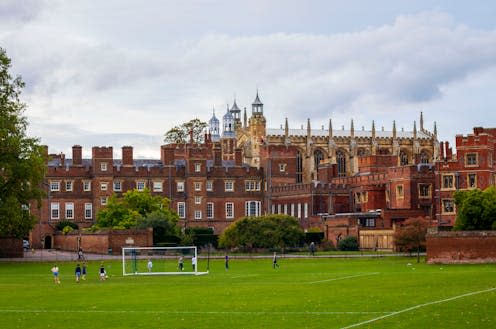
44 235 52 249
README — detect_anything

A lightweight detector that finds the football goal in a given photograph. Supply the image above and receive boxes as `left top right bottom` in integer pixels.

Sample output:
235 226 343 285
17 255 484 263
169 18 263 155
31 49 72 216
122 246 208 276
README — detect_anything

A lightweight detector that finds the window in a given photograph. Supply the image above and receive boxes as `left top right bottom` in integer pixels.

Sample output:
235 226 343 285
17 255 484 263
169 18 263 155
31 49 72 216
113 181 122 192
304 203 308 218
153 181 163 192
195 196 202 204
314 149 324 170
100 182 108 191
84 203 92 219
400 151 409 166
65 202 74 219
83 181 91 192
177 181 185 192
468 173 477 188
279 163 287 172
177 202 185 218
207 202 214 219
206 181 213 192
337 150 346 177
245 180 261 191
195 163 201 172
101 197 108 205
195 210 202 219
65 181 73 192
420 151 430 164
136 181 146 191
51 202 59 220
224 181 234 192
296 151 303 183
100 162 107 171
50 181 60 192
194 182 202 191
225 202 234 219
442 199 455 214
396 185 404 198
466 153 478 166
442 174 454 190
245 201 261 217
419 184 431 198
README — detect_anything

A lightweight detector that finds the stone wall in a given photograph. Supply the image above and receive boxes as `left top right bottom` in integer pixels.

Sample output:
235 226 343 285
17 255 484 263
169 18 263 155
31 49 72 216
426 231 496 264
54 228 153 255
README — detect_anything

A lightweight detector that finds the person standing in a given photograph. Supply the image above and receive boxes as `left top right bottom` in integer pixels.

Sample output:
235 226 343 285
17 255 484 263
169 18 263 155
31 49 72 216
82 262 87 280
51 265 60 284
75 264 82 283
99 263 106 281
147 259 153 272
178 256 184 271
191 256 197 271
225 254 229 271
273 252 279 269
309 242 316 256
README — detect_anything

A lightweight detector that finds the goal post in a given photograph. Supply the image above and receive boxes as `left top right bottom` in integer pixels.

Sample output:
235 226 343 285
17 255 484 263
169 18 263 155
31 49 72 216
122 246 208 276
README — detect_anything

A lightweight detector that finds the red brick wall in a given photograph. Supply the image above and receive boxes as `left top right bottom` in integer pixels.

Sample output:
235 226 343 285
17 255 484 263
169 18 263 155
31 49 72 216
54 229 153 255
426 231 496 264
0 238 23 258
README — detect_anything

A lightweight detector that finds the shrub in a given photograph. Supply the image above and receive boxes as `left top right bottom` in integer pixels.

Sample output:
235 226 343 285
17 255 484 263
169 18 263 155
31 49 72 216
55 221 78 231
62 226 74 235
338 236 359 251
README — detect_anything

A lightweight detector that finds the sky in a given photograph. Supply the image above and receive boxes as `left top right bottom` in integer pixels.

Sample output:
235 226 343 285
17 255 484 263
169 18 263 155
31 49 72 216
1 0 496 159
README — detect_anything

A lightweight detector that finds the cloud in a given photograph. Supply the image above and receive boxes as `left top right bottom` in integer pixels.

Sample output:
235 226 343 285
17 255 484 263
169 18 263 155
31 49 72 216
3 8 496 157
0 0 50 30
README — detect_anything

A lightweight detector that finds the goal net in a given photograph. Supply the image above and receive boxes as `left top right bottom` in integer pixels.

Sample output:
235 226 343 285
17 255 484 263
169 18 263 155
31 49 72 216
122 246 208 276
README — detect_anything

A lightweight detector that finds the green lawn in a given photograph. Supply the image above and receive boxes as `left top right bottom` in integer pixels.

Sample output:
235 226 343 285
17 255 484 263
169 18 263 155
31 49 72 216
0 256 495 328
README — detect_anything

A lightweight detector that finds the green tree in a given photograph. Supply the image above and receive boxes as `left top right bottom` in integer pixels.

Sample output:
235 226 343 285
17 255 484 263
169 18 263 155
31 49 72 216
219 214 304 251
393 216 429 263
0 48 46 238
337 236 359 251
164 118 207 144
454 187 496 230
96 189 179 237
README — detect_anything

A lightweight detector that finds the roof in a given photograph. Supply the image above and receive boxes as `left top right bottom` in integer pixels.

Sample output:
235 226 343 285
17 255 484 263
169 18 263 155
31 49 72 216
266 128 433 139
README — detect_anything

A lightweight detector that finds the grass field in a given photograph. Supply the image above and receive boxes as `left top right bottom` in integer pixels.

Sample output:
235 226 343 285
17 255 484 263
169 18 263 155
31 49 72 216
0 256 495 329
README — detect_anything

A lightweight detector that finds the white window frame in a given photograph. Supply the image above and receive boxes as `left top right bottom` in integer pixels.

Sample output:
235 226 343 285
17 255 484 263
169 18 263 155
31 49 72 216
84 203 93 219
177 181 185 192
113 181 122 192
101 197 108 206
195 196 202 204
136 180 146 191
224 180 234 192
83 181 91 192
206 180 213 192
279 163 287 172
225 202 234 219
177 202 185 219
50 181 60 192
442 199 455 214
65 181 73 192
100 182 108 191
468 173 477 188
65 202 74 219
194 182 202 191
51 202 60 220
195 163 201 172
153 181 163 192
442 174 455 190
100 162 108 171
245 201 261 217
194 210 202 220
207 202 214 219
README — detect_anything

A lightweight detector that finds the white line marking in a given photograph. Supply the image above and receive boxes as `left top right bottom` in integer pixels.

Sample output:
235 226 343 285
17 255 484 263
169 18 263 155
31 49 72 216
308 272 380 284
0 309 392 315
340 286 496 329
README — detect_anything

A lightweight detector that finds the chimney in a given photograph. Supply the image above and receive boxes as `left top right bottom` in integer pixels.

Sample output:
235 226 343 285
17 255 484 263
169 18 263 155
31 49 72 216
445 142 452 160
213 145 222 167
440 141 445 160
235 148 242 166
122 146 133 166
72 145 82 166
160 146 175 165
60 153 65 166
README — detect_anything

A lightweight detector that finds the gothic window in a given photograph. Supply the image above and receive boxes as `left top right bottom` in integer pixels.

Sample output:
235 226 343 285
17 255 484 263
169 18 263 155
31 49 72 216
400 151 409 166
420 151 429 164
337 150 346 177
296 151 303 183
314 150 324 171
357 148 368 157
378 148 390 155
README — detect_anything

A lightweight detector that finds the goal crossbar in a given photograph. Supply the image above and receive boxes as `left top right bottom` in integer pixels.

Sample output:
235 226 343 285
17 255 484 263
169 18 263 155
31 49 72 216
122 246 208 276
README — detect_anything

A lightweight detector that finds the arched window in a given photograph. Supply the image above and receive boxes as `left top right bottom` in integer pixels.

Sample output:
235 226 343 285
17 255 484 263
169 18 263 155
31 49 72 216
400 151 409 166
337 150 346 177
357 148 368 157
296 151 303 183
420 151 429 164
314 149 324 170
378 148 390 155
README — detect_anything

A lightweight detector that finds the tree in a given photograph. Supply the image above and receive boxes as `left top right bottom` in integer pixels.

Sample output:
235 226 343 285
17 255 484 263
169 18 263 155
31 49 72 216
164 118 207 144
219 215 304 251
394 216 429 263
337 236 359 251
0 48 46 238
96 189 179 242
453 187 496 230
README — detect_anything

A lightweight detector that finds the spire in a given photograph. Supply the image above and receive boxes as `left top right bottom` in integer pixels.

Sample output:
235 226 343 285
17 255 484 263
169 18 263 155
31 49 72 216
307 118 311 137
420 111 424 131
372 120 376 139
350 119 355 138
284 118 289 137
413 120 417 139
328 118 333 138
251 90 264 115
434 121 437 137
392 120 397 139
243 107 247 128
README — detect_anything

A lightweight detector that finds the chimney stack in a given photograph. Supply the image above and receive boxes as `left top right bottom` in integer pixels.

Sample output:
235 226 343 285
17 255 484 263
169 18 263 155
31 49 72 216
72 145 82 166
122 146 133 166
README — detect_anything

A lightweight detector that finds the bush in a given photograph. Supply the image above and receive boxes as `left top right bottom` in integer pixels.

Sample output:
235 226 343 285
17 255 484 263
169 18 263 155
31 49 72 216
319 240 336 251
338 236 359 251
55 220 78 231
62 226 74 235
